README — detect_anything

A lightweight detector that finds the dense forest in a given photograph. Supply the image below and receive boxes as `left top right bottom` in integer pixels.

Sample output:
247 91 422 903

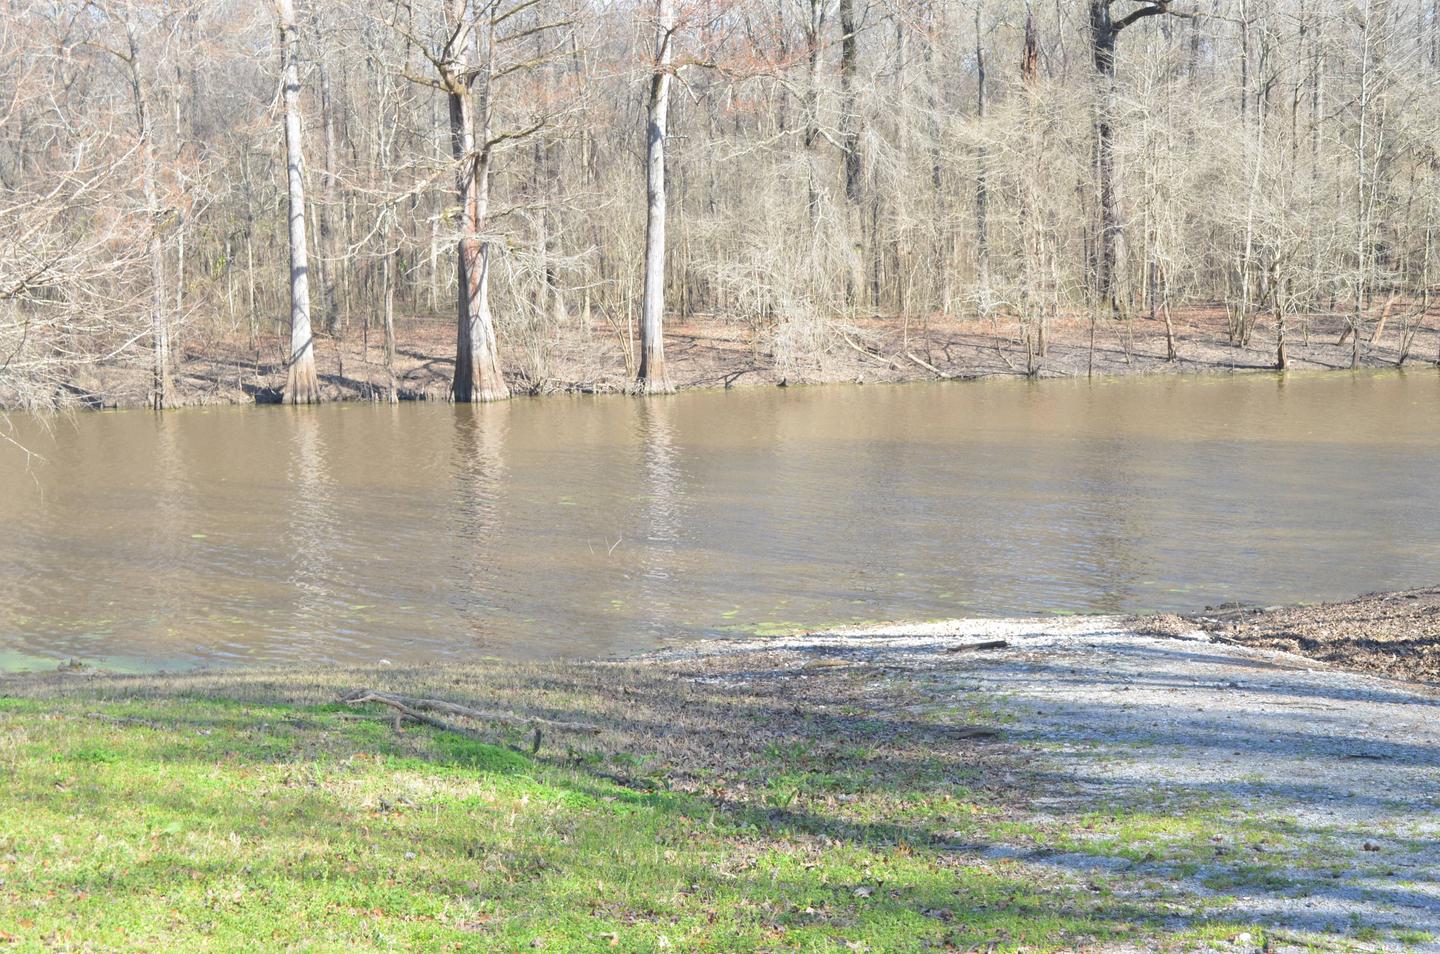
2 0 1438 409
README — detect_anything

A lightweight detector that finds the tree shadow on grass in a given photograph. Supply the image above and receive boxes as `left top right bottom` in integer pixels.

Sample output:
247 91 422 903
8 646 1437 946
6 699 1178 949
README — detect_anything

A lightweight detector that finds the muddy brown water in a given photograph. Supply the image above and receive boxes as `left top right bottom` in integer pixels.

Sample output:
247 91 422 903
3 371 1439 670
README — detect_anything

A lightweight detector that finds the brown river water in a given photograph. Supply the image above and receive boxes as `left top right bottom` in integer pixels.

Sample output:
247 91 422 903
2 371 1438 670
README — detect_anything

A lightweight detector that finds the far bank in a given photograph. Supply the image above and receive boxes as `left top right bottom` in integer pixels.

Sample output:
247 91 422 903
40 306 1440 411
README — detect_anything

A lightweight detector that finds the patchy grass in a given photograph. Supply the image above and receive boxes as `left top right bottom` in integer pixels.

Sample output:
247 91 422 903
0 689 1128 951
0 650 1330 952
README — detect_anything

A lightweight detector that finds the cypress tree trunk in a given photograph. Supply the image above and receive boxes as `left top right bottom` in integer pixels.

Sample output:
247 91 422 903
276 0 321 404
448 0 509 403
637 0 675 395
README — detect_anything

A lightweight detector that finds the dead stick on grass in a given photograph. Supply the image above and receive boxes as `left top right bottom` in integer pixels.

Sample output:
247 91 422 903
343 692 487 739
341 689 602 736
345 692 549 754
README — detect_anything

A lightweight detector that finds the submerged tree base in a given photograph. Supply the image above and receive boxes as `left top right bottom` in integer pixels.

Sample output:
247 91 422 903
452 361 510 403
150 357 174 411
284 362 322 405
635 351 675 395
451 384 511 403
634 375 677 396
26 308 1440 412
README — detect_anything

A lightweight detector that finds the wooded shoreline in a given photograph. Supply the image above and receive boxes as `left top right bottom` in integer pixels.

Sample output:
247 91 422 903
11 0 1440 422
37 307 1440 412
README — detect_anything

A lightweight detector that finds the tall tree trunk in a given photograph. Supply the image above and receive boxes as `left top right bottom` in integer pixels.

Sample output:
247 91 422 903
382 252 398 402
449 0 509 403
123 12 171 411
276 0 321 404
1239 0 1250 120
311 6 340 335
1022 8 1039 83
838 0 864 306
537 30 568 328
637 0 675 394
1084 1 1185 312
1276 287 1289 370
926 5 950 315
1350 1 1383 369
805 0 825 250
1088 0 1121 311
838 0 862 202
975 9 991 317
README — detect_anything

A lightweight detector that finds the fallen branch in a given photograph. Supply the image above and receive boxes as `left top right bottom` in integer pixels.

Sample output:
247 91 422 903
944 640 1008 653
341 688 602 735
838 332 897 368
904 351 946 377
342 691 488 741
990 342 1020 373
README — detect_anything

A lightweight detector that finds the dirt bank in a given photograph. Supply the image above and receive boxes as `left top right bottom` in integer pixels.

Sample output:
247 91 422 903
63 304 1440 409
1165 587 1440 686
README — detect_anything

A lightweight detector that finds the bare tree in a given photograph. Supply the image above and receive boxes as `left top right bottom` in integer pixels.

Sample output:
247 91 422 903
637 0 676 394
975 6 992 317
274 0 322 404
838 0 865 306
447 1 509 402
308 4 343 336
5 0 1440 410
118 5 174 410
1087 0 1192 309
838 0 863 204
386 0 516 402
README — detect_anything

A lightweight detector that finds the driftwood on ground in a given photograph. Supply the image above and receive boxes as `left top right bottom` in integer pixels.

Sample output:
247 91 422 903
340 688 602 753
945 639 1009 653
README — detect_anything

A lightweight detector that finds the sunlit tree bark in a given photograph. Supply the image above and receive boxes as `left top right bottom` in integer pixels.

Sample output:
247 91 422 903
447 0 509 403
120 7 173 410
637 0 676 395
275 0 322 404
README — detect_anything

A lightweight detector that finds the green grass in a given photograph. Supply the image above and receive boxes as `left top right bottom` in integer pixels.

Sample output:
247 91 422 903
0 651 1380 953
0 689 1161 953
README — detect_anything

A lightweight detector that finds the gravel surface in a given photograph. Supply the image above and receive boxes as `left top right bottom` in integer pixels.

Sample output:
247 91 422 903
671 616 1440 950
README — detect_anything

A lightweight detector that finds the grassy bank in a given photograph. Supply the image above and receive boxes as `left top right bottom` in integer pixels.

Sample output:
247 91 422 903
0 651 1281 953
